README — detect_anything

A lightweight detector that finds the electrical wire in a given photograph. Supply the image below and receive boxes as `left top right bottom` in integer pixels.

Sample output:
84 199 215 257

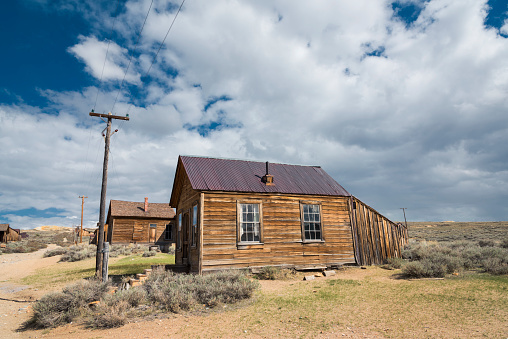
93 0 123 113
118 0 187 130
111 0 155 114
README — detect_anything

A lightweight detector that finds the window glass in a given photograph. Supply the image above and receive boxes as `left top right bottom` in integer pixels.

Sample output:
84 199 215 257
240 203 260 242
164 223 172 241
191 204 198 246
302 204 322 241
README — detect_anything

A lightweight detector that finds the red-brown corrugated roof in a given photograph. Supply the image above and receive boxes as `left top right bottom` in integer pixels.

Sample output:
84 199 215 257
108 200 175 219
178 156 350 196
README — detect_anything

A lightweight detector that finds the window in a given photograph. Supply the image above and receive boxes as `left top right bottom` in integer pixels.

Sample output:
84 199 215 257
301 204 322 241
150 223 157 228
191 204 198 246
177 213 182 250
238 203 261 243
164 223 172 241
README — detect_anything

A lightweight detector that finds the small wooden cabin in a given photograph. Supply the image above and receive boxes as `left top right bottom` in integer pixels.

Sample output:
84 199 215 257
105 198 176 249
0 224 21 242
169 156 408 274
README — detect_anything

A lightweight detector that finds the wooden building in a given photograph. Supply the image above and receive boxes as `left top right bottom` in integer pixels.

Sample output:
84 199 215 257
0 224 21 242
105 198 176 249
169 156 408 274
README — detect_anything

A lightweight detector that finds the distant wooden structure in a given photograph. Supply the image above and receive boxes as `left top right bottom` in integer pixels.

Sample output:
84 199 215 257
0 224 21 242
104 198 176 249
169 156 408 273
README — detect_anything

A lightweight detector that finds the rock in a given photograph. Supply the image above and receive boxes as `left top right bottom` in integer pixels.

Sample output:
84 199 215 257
304 275 315 281
323 270 336 277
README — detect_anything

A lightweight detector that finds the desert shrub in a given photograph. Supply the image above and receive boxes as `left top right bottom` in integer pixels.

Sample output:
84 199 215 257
86 295 130 329
26 279 110 329
142 250 157 257
115 287 147 307
62 279 111 308
478 240 496 247
28 291 75 328
43 247 68 257
109 244 139 258
501 238 508 249
402 259 446 278
381 257 406 270
144 269 258 312
254 266 297 280
60 245 96 262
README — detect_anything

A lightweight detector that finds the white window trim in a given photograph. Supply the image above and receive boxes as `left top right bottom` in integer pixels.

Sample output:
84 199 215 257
236 200 263 246
300 202 324 243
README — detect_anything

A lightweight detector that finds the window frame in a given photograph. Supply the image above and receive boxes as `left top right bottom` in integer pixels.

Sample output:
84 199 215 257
300 202 324 242
164 222 173 241
236 200 263 246
191 203 198 247
177 212 182 250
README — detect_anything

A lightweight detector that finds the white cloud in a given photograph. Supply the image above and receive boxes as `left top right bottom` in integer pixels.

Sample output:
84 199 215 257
68 35 140 84
2 0 508 227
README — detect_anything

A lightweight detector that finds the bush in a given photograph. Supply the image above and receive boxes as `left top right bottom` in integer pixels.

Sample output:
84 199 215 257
478 240 495 247
60 245 96 262
381 257 406 270
43 247 68 257
402 259 446 278
86 296 130 329
500 238 508 249
142 250 157 257
144 269 259 311
26 279 110 329
115 287 147 307
254 266 297 280
28 291 75 328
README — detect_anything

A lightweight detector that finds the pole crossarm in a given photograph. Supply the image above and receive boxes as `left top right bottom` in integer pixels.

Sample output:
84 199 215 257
89 112 130 121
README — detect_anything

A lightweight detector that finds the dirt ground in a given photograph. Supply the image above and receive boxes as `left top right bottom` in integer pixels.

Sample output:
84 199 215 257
0 248 383 339
1 246 506 338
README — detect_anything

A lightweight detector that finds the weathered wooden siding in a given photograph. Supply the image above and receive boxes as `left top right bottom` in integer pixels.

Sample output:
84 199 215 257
0 229 20 242
174 168 200 272
349 196 408 265
109 218 173 245
200 192 356 271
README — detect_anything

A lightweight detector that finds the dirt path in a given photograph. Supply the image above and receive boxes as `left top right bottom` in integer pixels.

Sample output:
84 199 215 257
0 245 61 338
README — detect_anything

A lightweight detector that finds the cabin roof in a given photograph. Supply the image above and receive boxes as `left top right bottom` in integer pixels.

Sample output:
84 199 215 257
0 224 9 231
172 156 350 204
108 200 175 219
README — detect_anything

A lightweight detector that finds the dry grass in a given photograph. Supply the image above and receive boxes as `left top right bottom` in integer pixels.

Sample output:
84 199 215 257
407 221 508 243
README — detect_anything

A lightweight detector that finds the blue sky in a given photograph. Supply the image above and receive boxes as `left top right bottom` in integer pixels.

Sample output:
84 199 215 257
1 0 507 228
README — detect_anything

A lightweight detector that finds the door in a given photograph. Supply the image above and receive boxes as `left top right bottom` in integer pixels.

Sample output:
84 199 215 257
182 212 190 265
149 223 157 243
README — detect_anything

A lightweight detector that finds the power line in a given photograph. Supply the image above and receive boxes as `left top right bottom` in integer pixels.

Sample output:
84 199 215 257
123 0 187 120
111 0 155 114
93 0 123 112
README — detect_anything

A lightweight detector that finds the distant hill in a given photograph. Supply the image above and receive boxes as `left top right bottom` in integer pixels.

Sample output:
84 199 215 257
32 225 75 232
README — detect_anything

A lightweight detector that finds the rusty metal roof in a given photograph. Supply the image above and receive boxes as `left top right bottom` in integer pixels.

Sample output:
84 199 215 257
179 156 350 196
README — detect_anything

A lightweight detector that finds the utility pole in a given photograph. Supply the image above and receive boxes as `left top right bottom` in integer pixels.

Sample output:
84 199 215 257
79 196 88 243
400 208 408 228
89 111 129 280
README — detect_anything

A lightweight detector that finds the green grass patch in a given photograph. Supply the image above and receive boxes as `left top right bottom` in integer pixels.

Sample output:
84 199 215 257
21 253 175 288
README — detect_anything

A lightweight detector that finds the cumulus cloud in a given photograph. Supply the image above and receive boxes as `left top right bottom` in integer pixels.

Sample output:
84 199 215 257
68 35 140 84
2 0 508 228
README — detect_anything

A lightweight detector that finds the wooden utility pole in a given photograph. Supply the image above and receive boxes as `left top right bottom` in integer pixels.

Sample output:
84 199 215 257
400 208 408 228
89 111 129 280
79 196 88 243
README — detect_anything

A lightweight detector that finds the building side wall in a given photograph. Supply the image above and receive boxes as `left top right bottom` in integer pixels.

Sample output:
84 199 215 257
174 172 200 272
200 192 355 271
110 217 174 245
